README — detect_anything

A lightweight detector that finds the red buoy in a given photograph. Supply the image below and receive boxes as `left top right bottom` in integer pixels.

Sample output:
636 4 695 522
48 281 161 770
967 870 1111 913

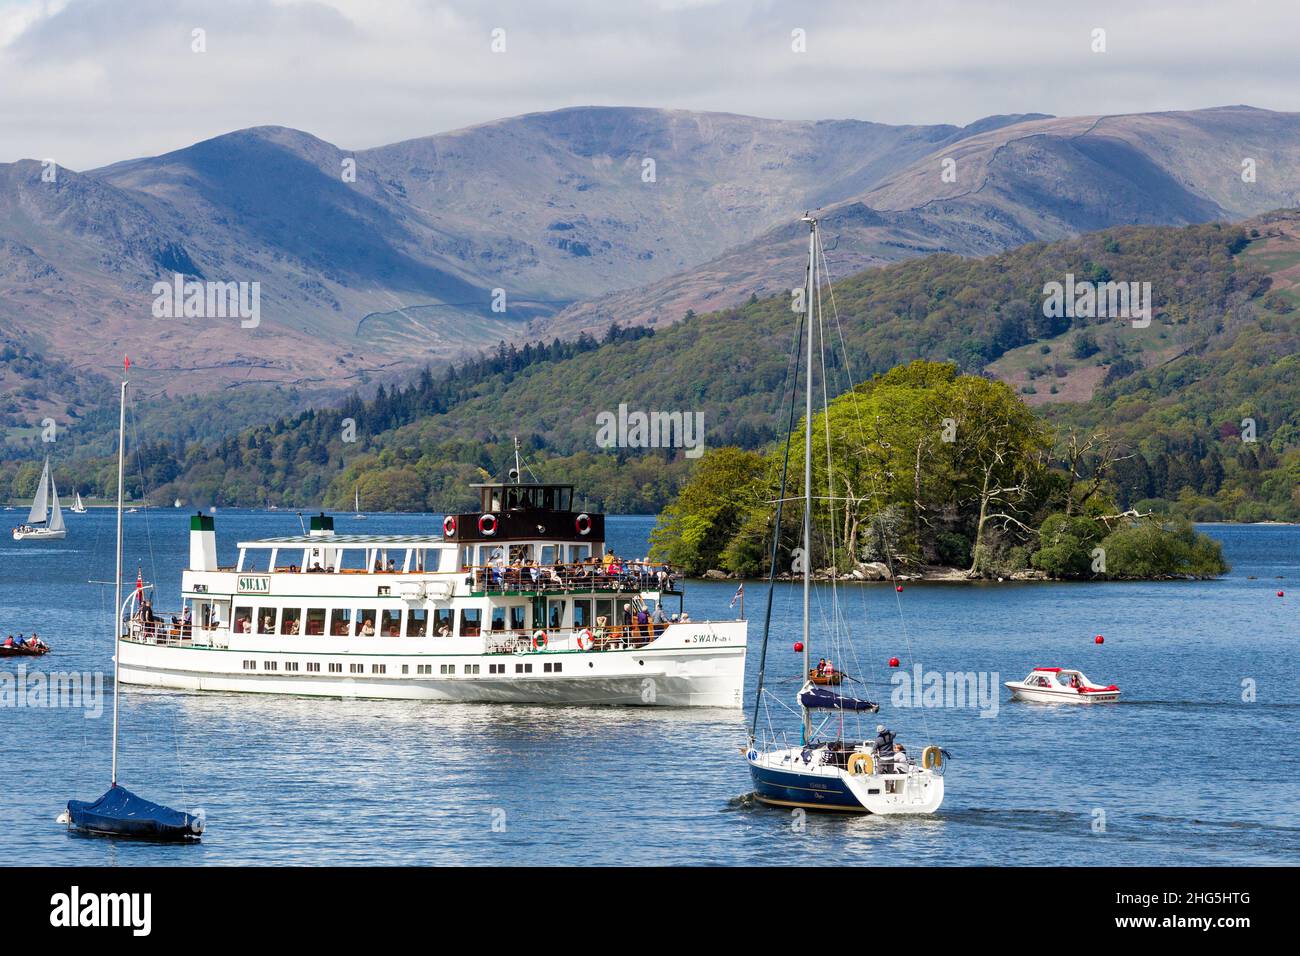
1094 635 1104 644
895 585 904 592
1278 591 1285 598
794 641 804 653
888 656 900 668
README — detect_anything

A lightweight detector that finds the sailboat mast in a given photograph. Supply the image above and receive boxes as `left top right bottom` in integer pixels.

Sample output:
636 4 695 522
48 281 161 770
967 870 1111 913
110 374 127 785
802 216 816 742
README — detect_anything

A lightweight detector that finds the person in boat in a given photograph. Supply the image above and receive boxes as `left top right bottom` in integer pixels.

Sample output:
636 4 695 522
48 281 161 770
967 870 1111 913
308 562 324 573
652 603 668 634
1069 673 1081 688
872 724 896 757
359 618 376 637
636 606 650 642
814 658 827 677
3 635 13 647
182 605 192 637
891 744 912 772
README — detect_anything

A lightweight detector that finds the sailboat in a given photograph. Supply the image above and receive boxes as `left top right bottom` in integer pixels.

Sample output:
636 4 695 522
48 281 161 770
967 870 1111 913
60 359 203 841
71 491 87 514
12 458 67 540
744 215 947 815
354 485 367 519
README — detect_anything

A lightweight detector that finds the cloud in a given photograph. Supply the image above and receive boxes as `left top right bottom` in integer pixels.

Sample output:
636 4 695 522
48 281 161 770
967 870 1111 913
1 0 1298 169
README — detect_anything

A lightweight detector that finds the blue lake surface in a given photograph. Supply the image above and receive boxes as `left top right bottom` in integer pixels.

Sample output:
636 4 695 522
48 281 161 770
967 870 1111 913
1 510 1296 865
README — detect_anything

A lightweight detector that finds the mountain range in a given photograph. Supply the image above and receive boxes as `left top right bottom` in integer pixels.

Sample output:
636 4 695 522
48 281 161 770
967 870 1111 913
3 104 1299 424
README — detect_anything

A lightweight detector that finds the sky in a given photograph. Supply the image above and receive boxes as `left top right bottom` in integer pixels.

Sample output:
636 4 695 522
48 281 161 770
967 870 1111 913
2 0 1298 169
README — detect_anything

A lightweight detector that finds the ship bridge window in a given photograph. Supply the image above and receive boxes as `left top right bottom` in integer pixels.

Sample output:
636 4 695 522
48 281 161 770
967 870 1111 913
355 608 377 636
406 609 428 637
491 607 507 631
330 608 352 636
281 608 301 635
380 609 402 636
257 609 277 635
510 606 527 631
547 600 564 631
573 600 592 629
433 609 452 637
305 608 326 636
233 607 253 634
459 608 482 637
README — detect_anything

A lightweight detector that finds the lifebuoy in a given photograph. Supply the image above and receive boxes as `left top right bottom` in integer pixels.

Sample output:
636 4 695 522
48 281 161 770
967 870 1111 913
575 513 591 535
847 752 874 776
443 515 456 537
576 628 593 651
478 513 497 536
531 630 548 650
922 746 943 770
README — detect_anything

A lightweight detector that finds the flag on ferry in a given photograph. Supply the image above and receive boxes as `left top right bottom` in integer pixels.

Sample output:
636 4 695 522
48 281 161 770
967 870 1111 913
729 583 744 608
130 565 144 620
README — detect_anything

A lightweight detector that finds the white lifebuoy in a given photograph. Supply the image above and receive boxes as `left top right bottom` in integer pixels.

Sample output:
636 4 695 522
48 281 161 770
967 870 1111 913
443 515 457 536
575 513 591 535
576 628 594 651
478 513 497 536
531 630 548 650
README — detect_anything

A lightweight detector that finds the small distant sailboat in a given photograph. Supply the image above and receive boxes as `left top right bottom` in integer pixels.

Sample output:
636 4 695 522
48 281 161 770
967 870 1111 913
12 457 67 540
173 498 183 509
71 491 87 514
354 486 367 520
60 359 203 842
744 215 947 815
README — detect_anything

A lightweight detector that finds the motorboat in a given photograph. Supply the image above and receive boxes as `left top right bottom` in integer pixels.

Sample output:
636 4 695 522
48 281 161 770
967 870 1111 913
1005 667 1120 703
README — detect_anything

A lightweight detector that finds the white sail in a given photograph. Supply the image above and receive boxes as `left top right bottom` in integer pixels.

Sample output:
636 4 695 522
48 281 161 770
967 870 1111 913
73 491 86 512
27 458 50 525
48 476 65 533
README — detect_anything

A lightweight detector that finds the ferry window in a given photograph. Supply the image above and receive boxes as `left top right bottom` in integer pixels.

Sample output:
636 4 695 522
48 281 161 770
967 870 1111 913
257 609 277 635
372 664 386 674
596 600 615 626
305 608 326 636
459 546 473 569
280 608 302 635
381 609 402 636
233 607 253 634
328 662 342 673
433 609 452 636
263 661 277 671
285 661 298 672
510 606 527 632
540 545 556 566
355 608 377 636
569 544 591 563
466 664 480 675
407 609 429 637
573 600 592 629
337 548 368 572
459 608 482 637
440 664 455 675
330 608 352 636
350 663 363 674
491 607 507 631
509 544 532 564
306 662 320 673
547 600 564 630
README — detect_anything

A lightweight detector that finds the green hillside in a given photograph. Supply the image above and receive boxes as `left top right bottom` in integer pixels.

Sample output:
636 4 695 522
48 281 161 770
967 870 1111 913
3 213 1297 521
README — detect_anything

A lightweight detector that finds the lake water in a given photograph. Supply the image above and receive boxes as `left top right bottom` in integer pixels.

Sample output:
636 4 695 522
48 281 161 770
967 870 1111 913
1 511 1296 866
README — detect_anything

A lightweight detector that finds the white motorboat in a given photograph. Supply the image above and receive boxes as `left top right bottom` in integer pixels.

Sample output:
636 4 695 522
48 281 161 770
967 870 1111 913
12 457 67 540
1005 667 1120 703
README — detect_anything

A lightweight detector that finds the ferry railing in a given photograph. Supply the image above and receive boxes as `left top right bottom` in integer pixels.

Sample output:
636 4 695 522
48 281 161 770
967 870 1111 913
469 563 681 595
123 617 229 649
482 623 667 654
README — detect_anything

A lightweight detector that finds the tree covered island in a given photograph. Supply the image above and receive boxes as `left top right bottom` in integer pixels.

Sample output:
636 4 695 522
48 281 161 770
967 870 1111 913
650 361 1230 582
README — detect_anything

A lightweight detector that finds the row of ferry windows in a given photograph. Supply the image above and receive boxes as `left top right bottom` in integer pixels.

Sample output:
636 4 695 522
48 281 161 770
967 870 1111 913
238 660 555 675
229 598 620 637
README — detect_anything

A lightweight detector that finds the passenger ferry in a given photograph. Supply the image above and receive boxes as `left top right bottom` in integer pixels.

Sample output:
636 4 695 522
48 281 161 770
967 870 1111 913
118 481 747 707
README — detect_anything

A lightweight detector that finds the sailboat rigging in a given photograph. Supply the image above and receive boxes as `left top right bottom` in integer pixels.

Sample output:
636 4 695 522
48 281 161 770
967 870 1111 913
743 215 947 815
59 360 203 841
12 457 66 540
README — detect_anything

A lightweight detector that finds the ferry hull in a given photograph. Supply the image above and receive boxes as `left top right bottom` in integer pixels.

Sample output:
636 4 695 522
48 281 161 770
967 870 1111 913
118 636 746 708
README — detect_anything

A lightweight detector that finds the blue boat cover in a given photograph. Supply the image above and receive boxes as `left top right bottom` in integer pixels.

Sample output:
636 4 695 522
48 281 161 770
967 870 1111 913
67 784 200 841
800 685 879 712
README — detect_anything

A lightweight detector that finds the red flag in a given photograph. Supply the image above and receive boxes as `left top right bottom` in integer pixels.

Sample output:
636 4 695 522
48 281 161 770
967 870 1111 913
133 566 144 617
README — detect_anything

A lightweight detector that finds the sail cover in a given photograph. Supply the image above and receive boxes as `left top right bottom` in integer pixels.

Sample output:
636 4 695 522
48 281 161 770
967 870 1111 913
67 785 201 841
800 685 879 712
27 459 49 524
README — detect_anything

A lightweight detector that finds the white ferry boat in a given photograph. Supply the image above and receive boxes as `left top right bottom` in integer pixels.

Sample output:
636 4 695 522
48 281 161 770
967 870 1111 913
118 482 746 707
